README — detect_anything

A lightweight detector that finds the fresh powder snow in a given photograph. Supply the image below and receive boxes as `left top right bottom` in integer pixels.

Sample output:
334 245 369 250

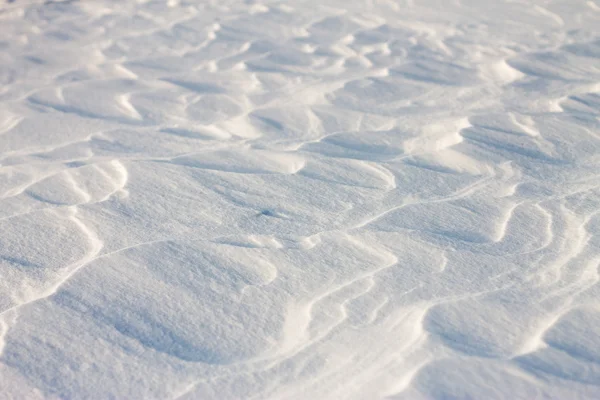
1 0 600 398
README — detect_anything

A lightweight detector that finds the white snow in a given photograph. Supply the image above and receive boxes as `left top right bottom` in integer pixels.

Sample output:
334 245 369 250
1 0 600 398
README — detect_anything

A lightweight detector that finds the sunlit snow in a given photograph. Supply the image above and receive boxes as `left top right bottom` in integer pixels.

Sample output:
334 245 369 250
1 0 600 398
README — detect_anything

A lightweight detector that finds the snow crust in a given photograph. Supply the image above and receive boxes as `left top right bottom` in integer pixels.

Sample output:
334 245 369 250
1 0 600 398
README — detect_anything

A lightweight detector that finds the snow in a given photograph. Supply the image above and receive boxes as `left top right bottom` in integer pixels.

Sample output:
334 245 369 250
0 0 599 398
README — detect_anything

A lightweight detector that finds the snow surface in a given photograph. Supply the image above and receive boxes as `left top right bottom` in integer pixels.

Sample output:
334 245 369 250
1 0 600 398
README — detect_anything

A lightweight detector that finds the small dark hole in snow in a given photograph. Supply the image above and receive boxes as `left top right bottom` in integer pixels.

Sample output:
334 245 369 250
258 210 276 217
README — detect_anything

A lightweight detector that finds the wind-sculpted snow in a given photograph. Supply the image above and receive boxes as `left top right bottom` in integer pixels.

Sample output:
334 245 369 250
0 0 599 398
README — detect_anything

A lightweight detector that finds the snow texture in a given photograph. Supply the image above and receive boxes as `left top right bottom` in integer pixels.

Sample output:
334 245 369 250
1 0 600 398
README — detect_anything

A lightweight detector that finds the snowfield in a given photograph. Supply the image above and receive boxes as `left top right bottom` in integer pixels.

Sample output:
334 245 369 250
1 0 600 398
